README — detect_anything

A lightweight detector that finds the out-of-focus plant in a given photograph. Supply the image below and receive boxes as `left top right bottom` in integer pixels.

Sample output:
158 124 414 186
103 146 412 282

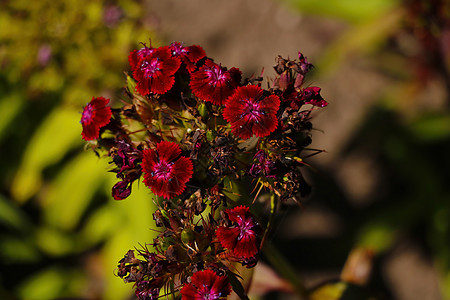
277 0 450 299
0 1 161 299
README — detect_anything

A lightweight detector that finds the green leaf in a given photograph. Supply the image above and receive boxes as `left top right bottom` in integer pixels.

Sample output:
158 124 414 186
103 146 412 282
43 151 110 231
126 74 137 95
78 204 119 247
263 241 307 297
357 222 396 253
309 281 376 300
0 235 40 263
16 267 66 300
309 281 347 300
315 7 404 77
409 113 450 142
227 270 250 300
11 106 83 203
282 0 399 24
0 194 31 232
35 226 73 256
102 177 157 300
442 271 450 300
0 91 24 142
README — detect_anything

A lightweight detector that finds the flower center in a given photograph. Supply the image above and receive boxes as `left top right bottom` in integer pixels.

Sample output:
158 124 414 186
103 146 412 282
136 47 153 61
171 43 185 56
237 217 254 240
199 289 219 300
153 161 173 180
81 104 94 124
141 58 161 78
206 65 226 84
242 99 265 123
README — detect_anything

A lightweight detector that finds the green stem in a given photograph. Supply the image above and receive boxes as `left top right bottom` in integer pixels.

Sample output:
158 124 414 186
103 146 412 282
260 193 277 248
263 241 307 298
259 194 307 298
262 232 307 298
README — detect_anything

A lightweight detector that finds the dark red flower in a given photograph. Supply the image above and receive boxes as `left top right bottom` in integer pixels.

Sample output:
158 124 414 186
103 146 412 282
128 44 154 70
142 141 193 199
112 180 132 200
131 46 181 95
190 60 241 105
180 269 231 300
170 42 206 73
223 85 280 139
301 87 328 107
81 96 112 141
216 206 261 259
114 140 142 174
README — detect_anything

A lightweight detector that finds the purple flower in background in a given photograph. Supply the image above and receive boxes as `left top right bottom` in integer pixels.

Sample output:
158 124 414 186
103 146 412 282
103 5 123 28
37 45 52 67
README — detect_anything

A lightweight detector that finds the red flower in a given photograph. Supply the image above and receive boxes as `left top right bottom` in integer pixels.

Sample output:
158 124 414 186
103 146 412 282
216 206 261 259
301 87 328 107
223 85 280 139
131 46 181 95
180 270 231 300
128 44 154 70
81 97 112 141
170 42 206 72
142 141 193 199
190 60 241 105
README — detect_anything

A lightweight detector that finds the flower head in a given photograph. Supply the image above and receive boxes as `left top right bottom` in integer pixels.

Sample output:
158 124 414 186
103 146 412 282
301 87 328 107
249 150 276 178
128 44 154 70
112 180 132 200
170 42 206 72
297 52 313 75
216 206 261 259
131 46 181 95
114 140 142 174
223 85 280 139
81 96 112 141
190 60 241 105
142 141 193 199
294 52 314 88
180 269 231 300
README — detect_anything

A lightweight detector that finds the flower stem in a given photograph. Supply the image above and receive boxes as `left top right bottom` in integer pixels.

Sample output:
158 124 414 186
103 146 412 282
262 235 307 298
260 193 277 247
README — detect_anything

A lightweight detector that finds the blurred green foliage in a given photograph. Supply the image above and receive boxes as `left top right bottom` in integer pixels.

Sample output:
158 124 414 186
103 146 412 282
282 0 400 24
0 1 160 299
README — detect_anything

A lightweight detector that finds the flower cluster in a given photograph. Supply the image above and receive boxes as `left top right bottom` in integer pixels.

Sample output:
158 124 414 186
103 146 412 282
81 41 327 299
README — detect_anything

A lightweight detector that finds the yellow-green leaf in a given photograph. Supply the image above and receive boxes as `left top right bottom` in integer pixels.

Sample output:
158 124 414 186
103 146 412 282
43 151 110 231
11 106 83 203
